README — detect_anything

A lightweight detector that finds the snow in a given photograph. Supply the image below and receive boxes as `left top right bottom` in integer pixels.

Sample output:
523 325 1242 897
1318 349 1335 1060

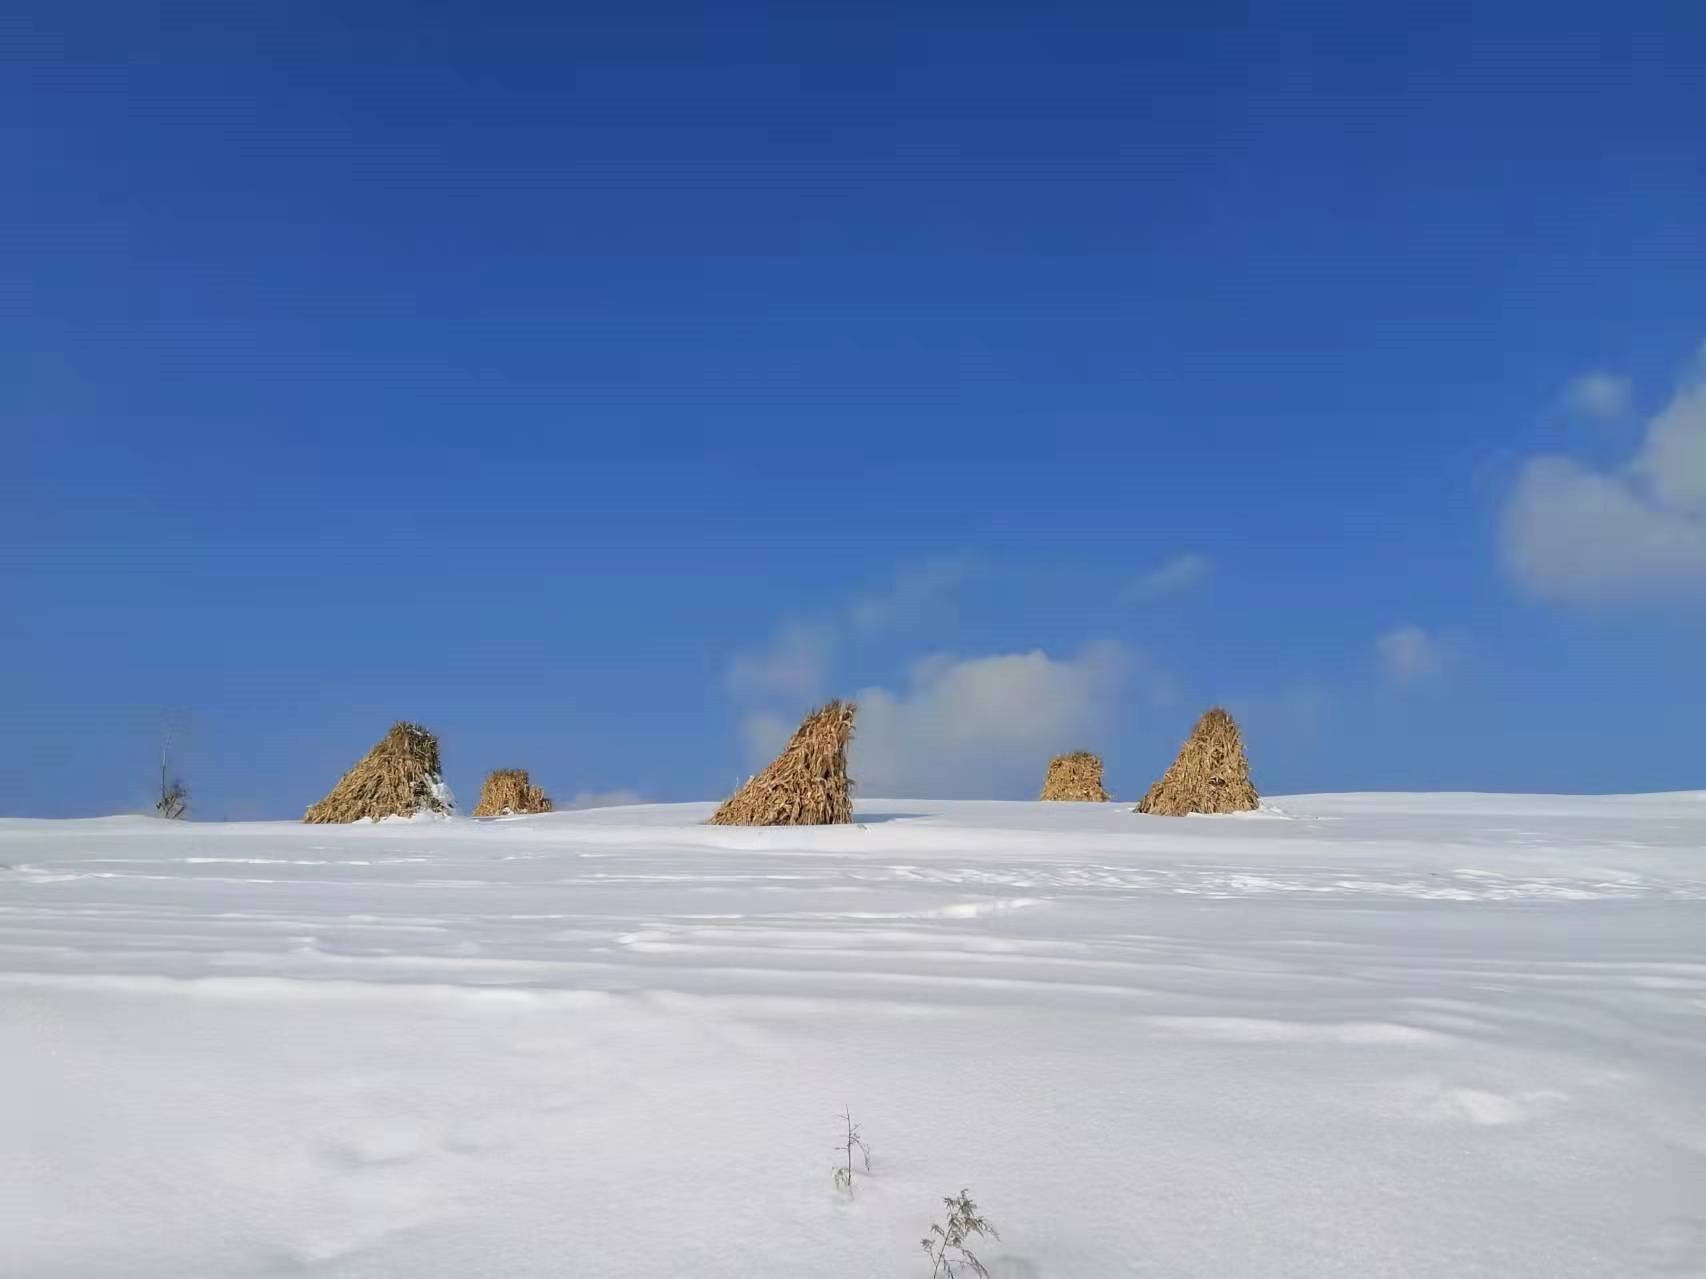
3 793 1704 1278
425 773 456 816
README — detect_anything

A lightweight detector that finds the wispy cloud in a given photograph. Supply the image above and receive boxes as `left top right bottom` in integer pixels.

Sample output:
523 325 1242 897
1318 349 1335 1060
1503 343 1706 605
1119 552 1213 603
725 555 982 714
737 711 795 767
1375 625 1456 690
724 620 836 702
1558 370 1633 423
847 555 984 632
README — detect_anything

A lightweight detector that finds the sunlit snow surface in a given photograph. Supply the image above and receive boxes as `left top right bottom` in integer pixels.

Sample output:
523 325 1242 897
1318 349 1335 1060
4 793 1704 1278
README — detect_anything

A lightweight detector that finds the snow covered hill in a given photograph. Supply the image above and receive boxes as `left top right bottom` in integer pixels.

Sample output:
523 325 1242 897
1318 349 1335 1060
4 794 1704 1278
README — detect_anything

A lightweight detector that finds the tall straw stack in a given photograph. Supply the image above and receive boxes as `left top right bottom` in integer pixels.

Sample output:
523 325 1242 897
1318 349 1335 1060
1136 707 1259 816
304 722 454 823
1039 751 1111 801
710 700 856 826
472 768 554 817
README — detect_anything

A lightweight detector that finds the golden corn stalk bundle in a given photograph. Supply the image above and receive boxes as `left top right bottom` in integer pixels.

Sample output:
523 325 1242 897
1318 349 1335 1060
1039 751 1111 802
303 722 454 824
710 699 856 826
472 768 554 817
1136 707 1259 816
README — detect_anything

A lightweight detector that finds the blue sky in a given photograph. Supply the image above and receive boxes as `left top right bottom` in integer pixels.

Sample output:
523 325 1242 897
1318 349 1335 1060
5 0 1704 817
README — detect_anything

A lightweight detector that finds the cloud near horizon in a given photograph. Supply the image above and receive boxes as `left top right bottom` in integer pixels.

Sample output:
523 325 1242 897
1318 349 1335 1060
1503 347 1706 606
564 789 647 809
850 641 1136 798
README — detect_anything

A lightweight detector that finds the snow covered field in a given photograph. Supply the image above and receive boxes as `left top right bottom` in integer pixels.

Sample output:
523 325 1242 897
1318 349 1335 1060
4 793 1704 1279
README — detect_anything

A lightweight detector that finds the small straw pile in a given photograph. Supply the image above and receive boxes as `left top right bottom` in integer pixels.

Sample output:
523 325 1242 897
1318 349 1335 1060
1039 751 1111 801
710 700 856 826
472 768 554 817
1136 707 1259 816
303 722 453 823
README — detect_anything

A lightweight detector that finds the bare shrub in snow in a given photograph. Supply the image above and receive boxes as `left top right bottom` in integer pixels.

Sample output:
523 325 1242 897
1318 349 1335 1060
154 712 190 819
922 1189 1000 1278
832 1106 871 1195
155 777 188 820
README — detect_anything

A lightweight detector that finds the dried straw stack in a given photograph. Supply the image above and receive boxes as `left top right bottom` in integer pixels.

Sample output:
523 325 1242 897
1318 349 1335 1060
710 700 856 826
472 768 554 817
303 722 454 823
1136 707 1258 816
1039 751 1111 801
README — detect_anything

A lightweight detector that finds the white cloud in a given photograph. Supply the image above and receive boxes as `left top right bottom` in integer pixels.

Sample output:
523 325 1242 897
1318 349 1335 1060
1559 370 1633 422
1503 456 1706 601
1631 376 1706 513
1375 625 1453 689
1502 354 1706 605
724 620 835 702
725 556 981 706
848 556 983 632
851 641 1136 798
566 789 646 809
738 711 794 767
1120 552 1213 603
